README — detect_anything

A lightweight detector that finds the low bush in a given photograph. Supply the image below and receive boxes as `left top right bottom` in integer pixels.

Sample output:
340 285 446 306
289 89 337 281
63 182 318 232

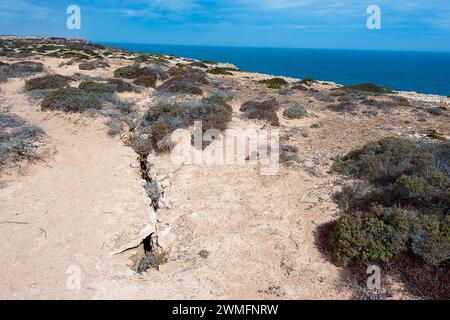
79 81 115 94
328 136 450 298
114 64 140 79
78 62 96 70
280 143 301 164
25 74 73 90
107 78 136 92
0 111 44 170
114 64 168 82
207 67 240 75
0 61 44 80
133 75 157 88
240 98 280 126
258 78 288 89
327 101 358 114
157 68 208 95
283 105 308 119
291 83 308 91
134 93 232 154
336 83 394 94
41 88 103 112
136 66 168 81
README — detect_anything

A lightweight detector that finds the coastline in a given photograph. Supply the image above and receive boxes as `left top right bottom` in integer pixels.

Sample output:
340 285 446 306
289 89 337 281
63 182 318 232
100 41 450 97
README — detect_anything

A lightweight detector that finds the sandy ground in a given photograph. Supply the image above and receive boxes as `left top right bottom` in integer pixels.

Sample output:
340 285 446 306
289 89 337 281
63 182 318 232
0 52 448 299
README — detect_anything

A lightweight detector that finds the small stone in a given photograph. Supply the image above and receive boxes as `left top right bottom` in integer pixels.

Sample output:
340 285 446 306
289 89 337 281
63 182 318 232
156 226 176 251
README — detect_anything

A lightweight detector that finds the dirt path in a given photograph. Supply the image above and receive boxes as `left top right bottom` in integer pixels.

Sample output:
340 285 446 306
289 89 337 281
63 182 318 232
0 78 156 299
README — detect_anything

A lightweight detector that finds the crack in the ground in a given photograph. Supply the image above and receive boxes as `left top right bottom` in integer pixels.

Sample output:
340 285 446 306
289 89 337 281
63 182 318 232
133 152 169 273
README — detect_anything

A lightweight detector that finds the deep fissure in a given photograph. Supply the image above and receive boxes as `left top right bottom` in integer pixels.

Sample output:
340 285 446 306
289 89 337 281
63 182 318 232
134 151 168 273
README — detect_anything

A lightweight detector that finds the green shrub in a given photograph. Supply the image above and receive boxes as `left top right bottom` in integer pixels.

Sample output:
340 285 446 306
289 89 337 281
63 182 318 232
393 96 410 107
207 67 240 75
240 98 280 126
133 75 157 88
79 81 114 94
114 64 139 79
157 68 208 95
328 136 450 298
134 93 232 154
410 215 450 266
283 106 308 119
361 217 396 262
78 62 97 70
107 78 136 92
336 83 394 94
41 88 102 112
1 61 44 80
258 78 288 89
25 74 72 90
332 137 417 184
330 214 366 266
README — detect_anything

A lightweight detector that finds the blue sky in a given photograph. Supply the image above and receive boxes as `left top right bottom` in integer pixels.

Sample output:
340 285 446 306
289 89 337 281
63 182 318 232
1 0 449 51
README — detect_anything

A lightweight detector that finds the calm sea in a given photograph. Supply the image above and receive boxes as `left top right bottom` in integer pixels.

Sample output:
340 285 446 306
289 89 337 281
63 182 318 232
102 43 450 96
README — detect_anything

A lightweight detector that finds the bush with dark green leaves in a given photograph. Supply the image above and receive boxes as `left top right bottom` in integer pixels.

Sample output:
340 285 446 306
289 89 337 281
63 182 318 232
157 68 208 95
240 98 280 126
133 75 157 88
25 74 73 90
207 67 240 75
328 136 450 298
107 78 136 93
78 81 114 94
258 78 288 89
336 83 394 94
114 64 140 79
41 88 102 112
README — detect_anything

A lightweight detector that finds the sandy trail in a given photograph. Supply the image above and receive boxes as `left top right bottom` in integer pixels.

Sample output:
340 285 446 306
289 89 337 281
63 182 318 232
0 78 155 299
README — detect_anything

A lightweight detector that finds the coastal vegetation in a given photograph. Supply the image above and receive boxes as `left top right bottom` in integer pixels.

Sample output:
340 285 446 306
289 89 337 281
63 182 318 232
207 67 240 75
283 105 308 119
258 77 288 89
25 74 73 90
240 98 280 126
0 110 44 170
336 83 394 94
328 137 449 299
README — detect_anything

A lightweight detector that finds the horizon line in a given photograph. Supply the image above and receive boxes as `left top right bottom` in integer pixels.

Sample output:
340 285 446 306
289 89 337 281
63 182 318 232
99 41 450 55
2 34 450 54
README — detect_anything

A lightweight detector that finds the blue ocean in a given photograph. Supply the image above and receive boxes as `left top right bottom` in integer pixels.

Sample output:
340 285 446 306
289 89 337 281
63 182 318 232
102 43 450 96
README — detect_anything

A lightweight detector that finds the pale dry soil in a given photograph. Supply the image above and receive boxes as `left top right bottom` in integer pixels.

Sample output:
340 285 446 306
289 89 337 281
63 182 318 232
0 55 448 299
